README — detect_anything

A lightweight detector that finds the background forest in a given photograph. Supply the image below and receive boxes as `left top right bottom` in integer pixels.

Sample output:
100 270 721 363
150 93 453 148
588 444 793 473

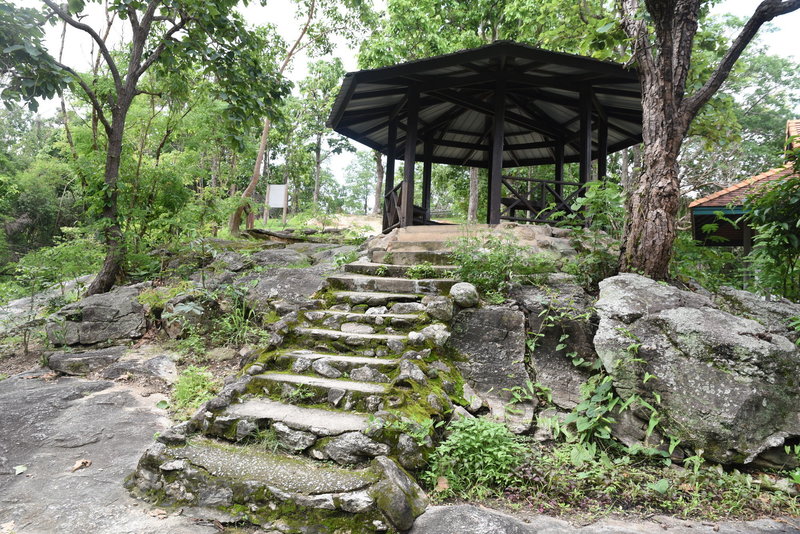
1 0 799 303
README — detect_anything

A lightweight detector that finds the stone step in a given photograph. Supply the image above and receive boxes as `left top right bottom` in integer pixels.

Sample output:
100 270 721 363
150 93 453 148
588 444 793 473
304 309 425 329
328 273 455 295
388 241 452 252
370 250 453 266
294 326 407 345
208 397 372 439
333 290 423 306
129 438 428 531
252 372 389 412
344 261 457 278
398 224 489 236
273 349 399 374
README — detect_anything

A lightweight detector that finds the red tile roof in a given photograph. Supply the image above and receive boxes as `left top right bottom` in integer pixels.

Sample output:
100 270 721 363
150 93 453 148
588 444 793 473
688 164 796 208
788 119 800 152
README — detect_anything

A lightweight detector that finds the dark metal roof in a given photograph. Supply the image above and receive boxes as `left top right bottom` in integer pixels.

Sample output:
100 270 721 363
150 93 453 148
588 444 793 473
327 40 643 168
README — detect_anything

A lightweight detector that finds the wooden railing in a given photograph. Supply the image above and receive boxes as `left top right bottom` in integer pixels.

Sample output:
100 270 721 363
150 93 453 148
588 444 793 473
500 175 586 225
382 182 403 232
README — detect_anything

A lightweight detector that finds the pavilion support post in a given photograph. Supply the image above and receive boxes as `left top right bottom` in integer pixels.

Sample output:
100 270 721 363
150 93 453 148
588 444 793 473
422 133 433 223
401 88 419 228
598 118 608 180
383 120 397 230
488 79 506 225
579 87 593 186
554 142 565 202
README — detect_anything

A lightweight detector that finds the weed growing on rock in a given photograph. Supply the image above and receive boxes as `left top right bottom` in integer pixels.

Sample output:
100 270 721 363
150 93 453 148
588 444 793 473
172 365 220 419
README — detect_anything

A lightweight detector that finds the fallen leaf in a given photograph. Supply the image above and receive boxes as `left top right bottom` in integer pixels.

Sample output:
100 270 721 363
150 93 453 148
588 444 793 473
14 465 27 475
70 459 92 472
155 400 169 410
434 476 450 492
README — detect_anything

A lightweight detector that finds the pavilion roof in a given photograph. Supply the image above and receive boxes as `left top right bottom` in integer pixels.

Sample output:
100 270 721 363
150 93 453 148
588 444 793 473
327 41 643 168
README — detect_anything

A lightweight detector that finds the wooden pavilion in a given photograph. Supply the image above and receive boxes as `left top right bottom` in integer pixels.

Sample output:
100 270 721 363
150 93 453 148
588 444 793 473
326 41 643 232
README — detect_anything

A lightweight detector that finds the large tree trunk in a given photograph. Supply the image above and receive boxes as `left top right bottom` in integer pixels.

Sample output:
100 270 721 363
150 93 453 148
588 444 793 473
467 167 479 222
371 150 384 216
86 108 128 295
230 117 271 234
618 0 800 279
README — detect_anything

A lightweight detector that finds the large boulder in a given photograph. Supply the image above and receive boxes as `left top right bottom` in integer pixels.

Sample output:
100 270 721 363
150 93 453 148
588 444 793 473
713 286 800 343
47 346 127 375
511 275 597 410
240 265 329 315
595 273 800 464
45 284 148 346
448 308 535 433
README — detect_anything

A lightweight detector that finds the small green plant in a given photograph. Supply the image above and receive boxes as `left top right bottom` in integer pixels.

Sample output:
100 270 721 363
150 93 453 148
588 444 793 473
424 416 528 498
0 373 9 381
333 249 359 269
788 316 800 346
172 365 220 419
378 416 442 447
281 384 316 403
374 265 388 276
450 233 557 297
405 261 438 280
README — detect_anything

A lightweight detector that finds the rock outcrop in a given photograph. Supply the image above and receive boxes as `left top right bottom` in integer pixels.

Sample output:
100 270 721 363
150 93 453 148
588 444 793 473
595 273 800 464
45 284 148 346
448 308 536 433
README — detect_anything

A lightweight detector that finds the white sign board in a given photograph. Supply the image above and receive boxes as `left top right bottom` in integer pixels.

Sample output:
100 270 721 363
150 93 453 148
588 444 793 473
266 184 287 208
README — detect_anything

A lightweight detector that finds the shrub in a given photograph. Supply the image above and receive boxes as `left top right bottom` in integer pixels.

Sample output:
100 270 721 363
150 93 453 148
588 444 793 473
449 233 557 297
424 416 528 497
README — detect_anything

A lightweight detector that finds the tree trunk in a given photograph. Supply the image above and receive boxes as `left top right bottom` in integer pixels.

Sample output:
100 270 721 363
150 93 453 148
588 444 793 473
467 167 479 222
371 150 384 216
86 108 128 295
230 117 271 234
313 134 322 204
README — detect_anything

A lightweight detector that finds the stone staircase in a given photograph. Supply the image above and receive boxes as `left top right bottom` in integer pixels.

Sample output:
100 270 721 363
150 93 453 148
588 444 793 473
128 228 468 533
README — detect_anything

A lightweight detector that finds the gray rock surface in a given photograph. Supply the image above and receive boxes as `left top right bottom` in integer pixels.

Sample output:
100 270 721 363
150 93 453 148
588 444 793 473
409 505 800 534
595 273 800 464
250 248 310 267
449 282 479 308
449 308 535 433
323 432 390 465
240 265 328 314
0 374 212 534
0 275 93 336
45 284 148 346
422 295 454 322
47 345 127 376
713 286 800 342
370 456 429 531
511 280 596 410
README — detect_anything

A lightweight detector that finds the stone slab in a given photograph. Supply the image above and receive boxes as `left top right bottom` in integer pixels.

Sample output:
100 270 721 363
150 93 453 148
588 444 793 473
255 373 388 394
225 398 371 436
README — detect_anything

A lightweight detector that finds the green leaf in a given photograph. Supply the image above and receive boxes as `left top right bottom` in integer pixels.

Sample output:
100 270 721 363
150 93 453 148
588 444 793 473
14 464 27 475
647 478 670 494
156 400 170 409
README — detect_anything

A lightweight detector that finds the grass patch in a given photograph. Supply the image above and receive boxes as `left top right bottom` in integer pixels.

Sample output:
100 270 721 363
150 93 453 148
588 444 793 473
172 365 220 419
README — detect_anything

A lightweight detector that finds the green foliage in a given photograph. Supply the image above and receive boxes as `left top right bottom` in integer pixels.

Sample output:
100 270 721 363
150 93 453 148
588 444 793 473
670 231 743 291
509 441 800 520
744 174 800 300
333 249 360 269
172 365 220 419
450 233 557 297
424 417 528 498
405 261 438 280
137 281 196 315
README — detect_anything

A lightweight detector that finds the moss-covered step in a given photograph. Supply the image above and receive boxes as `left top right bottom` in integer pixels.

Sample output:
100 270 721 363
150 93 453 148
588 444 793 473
270 349 399 374
370 250 453 266
251 372 388 412
127 438 428 532
304 309 425 329
333 290 423 307
328 274 456 295
293 327 407 348
344 262 457 278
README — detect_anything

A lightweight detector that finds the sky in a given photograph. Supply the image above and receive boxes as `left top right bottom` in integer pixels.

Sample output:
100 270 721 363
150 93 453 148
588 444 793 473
11 0 800 180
